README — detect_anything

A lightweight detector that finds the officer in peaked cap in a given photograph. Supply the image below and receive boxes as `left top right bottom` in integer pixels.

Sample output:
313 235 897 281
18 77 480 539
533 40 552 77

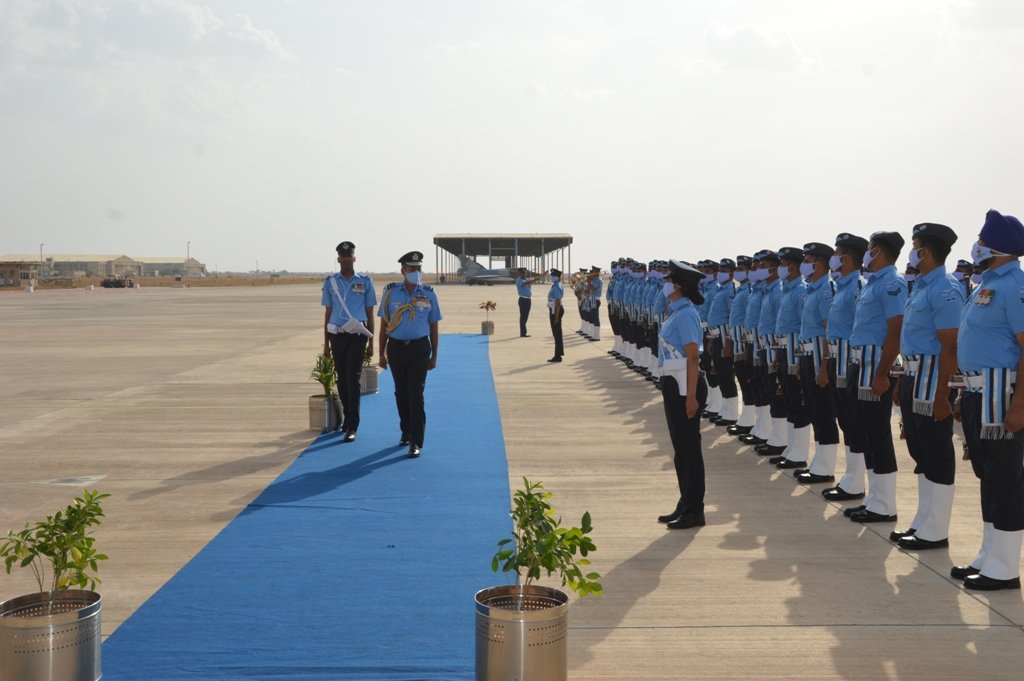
770 246 811 469
378 250 442 458
846 231 907 524
736 250 774 446
585 265 604 341
547 268 565 362
954 259 974 296
889 222 963 550
657 259 709 529
706 257 739 425
322 241 377 440
514 266 544 338
726 255 758 435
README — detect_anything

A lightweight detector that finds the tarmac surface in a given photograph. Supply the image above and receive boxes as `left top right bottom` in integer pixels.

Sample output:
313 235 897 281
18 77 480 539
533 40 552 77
2 282 1023 679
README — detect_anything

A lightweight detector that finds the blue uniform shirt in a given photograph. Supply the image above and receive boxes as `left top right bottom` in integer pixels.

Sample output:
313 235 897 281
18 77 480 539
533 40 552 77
958 260 1024 372
378 282 442 341
699 280 718 322
850 265 907 347
321 272 377 325
758 279 782 335
827 271 863 342
730 281 751 330
744 282 765 330
776 276 806 335
900 266 964 356
708 280 735 326
515 276 531 298
659 296 703 366
800 275 833 340
590 277 603 301
548 280 564 306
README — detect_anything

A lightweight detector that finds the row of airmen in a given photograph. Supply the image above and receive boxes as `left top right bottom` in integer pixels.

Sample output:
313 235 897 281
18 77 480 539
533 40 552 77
606 209 1024 591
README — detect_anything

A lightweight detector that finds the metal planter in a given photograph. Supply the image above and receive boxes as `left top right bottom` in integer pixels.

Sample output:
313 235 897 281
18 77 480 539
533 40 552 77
360 366 379 395
308 394 342 432
475 585 569 681
0 590 102 681
481 321 495 335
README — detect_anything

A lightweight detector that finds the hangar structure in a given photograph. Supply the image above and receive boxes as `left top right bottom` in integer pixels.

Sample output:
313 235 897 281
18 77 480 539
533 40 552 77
432 233 573 284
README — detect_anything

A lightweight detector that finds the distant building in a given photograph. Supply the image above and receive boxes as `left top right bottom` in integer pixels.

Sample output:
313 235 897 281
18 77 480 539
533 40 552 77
0 254 208 285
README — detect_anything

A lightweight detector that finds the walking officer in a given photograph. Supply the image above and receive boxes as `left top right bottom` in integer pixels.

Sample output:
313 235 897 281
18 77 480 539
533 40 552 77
954 209 1024 590
378 251 442 458
891 222 963 550
847 232 907 523
322 241 376 442
514 267 543 337
547 268 565 363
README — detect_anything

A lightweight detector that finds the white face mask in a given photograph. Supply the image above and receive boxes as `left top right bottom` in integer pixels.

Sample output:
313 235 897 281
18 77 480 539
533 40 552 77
828 255 842 271
734 270 748 282
662 281 676 297
862 248 875 269
701 274 713 285
908 247 922 268
749 268 766 282
776 265 791 279
971 241 1008 265
971 273 982 284
799 262 815 278
405 270 422 285
551 276 560 283
716 272 730 283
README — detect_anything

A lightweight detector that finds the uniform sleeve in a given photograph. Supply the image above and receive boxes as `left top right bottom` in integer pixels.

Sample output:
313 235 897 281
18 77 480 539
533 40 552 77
321 280 332 308
882 280 907 319
818 287 834 321
365 278 377 307
428 290 443 322
1006 279 1024 335
930 285 962 330
377 286 388 318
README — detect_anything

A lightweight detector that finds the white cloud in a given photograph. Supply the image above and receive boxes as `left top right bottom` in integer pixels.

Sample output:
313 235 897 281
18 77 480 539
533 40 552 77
425 40 481 59
701 21 821 74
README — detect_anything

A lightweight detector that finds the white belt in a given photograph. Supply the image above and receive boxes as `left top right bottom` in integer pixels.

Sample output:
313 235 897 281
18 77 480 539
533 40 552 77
776 336 788 347
903 358 920 374
851 347 863 363
961 372 1017 388
801 342 815 352
700 321 709 331
707 328 721 338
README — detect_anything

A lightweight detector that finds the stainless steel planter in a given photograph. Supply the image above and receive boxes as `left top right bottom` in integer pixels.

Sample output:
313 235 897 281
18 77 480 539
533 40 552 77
481 321 495 335
360 366 379 395
0 590 102 681
308 394 342 431
475 585 568 681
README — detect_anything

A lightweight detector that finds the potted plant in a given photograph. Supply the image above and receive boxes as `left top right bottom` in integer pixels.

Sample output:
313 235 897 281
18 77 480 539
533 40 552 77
475 478 601 681
360 345 379 395
480 300 497 335
0 488 109 681
309 353 342 432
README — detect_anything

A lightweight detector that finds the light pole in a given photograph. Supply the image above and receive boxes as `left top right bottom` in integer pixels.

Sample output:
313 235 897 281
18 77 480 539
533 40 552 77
39 243 44 277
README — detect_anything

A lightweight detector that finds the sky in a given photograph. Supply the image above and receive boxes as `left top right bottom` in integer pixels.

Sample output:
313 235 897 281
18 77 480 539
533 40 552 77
2 0 1024 274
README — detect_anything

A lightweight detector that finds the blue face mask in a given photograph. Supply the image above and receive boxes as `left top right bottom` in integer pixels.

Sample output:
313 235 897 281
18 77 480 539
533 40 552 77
799 262 815 278
405 271 422 285
551 276 560 283
734 271 748 282
716 272 730 283
662 281 676 297
776 265 791 279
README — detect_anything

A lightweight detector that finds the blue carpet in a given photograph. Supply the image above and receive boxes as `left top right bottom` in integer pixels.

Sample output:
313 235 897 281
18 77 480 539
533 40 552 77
103 335 511 680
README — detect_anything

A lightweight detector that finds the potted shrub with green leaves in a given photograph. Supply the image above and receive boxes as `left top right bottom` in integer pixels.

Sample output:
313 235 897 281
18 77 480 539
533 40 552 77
479 300 496 335
309 352 342 432
475 478 601 681
0 488 109 681
360 344 378 395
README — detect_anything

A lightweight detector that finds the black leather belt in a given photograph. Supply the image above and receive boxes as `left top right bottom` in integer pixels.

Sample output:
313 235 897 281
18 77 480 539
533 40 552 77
391 337 428 345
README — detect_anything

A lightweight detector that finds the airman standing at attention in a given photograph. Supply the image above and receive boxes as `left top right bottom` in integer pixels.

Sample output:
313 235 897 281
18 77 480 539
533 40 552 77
847 232 907 524
771 247 811 469
514 267 544 338
753 251 790 457
891 223 963 550
698 260 722 419
953 259 974 296
584 266 603 341
726 256 757 434
707 258 739 425
737 252 773 445
547 268 565 363
378 251 442 458
322 241 376 442
954 209 1024 590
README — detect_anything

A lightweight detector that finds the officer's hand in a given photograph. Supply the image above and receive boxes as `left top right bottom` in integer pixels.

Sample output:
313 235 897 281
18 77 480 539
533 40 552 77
322 346 330 358
953 394 962 422
872 373 890 397
1005 405 1024 433
428 356 437 371
378 355 388 371
932 397 953 422
816 364 830 388
365 346 373 359
685 395 698 419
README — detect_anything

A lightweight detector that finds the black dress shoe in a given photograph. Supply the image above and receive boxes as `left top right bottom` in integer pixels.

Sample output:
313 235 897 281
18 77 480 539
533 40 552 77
727 425 753 436
343 432 357 443
842 504 867 517
950 565 981 580
547 356 562 363
520 334 531 338
776 459 807 470
824 486 866 502
666 513 706 529
796 472 835 484
850 509 897 523
889 528 915 542
713 418 737 427
702 411 719 420
399 435 410 447
757 446 786 457
768 455 787 465
740 435 767 445
408 444 421 458
898 535 949 551
963 574 1021 591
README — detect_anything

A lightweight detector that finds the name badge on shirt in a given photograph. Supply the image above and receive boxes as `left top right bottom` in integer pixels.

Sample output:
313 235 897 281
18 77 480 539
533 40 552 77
414 295 431 309
352 283 365 294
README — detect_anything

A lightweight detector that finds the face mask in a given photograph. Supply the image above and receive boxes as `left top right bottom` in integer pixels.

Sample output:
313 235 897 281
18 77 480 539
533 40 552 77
750 268 766 281
405 270 422 285
632 271 643 279
971 273 982 284
799 262 815 278
829 255 842 271
776 265 791 279
952 271 964 281
734 271 748 282
971 241 1007 265
904 274 916 282
862 248 875 269
701 274 713 285
551 276 560 283
716 272 730 283
662 282 676 297
908 248 922 268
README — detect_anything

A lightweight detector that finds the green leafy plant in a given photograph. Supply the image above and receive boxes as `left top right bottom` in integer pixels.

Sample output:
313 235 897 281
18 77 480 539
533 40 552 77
311 353 337 397
1 489 110 600
491 478 602 600
363 345 373 367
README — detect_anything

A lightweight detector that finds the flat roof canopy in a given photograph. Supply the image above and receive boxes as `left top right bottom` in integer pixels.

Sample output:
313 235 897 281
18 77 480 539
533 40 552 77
433 233 572 258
